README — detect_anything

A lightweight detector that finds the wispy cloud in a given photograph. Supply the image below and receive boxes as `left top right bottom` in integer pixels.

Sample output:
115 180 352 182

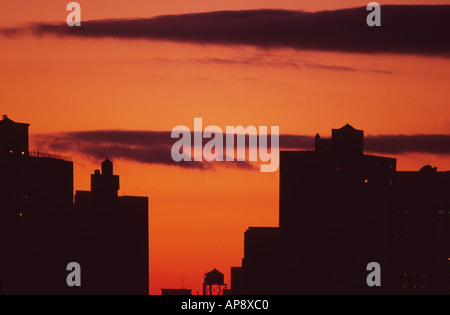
2 6 449 56
154 56 394 74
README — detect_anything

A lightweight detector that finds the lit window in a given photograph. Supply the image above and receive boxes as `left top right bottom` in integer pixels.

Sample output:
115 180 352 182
364 179 369 183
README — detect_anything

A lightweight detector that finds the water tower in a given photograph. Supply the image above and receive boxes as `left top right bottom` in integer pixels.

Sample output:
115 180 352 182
202 268 227 295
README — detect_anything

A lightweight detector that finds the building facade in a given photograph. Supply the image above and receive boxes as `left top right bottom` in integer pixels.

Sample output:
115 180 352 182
231 124 450 294
75 159 149 294
0 116 149 294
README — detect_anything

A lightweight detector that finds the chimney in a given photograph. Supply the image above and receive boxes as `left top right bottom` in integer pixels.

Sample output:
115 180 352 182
2 115 8 120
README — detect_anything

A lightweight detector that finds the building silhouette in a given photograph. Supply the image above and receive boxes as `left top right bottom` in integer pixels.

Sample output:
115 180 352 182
74 159 149 294
388 166 450 293
0 116 148 294
231 124 450 294
203 268 227 295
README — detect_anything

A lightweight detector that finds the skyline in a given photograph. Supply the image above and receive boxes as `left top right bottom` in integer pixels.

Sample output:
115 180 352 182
1 1 449 294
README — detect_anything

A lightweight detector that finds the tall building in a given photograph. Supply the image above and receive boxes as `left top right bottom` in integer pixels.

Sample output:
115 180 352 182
388 166 450 293
231 124 450 294
0 115 74 294
0 116 149 294
75 160 149 294
231 227 280 295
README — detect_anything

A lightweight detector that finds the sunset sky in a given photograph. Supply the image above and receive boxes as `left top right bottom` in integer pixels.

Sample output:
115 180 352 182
1 1 449 294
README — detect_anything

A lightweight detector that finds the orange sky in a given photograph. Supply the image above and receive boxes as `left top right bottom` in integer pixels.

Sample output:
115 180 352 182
1 1 449 294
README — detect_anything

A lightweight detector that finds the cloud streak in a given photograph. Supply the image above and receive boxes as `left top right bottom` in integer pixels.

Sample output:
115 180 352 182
2 6 449 56
364 134 450 155
153 56 394 74
31 130 450 171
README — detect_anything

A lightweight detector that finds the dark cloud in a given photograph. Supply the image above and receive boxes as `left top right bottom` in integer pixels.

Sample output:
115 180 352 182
279 134 314 149
31 130 450 171
365 134 450 155
31 130 255 170
2 6 449 56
